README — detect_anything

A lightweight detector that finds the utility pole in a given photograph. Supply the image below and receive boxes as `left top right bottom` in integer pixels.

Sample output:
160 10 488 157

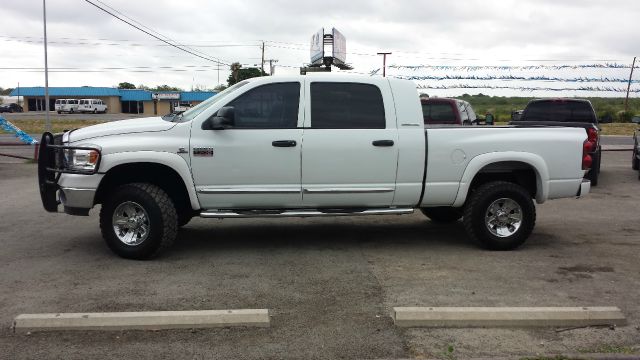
261 41 265 76
42 0 51 131
377 52 392 77
625 56 636 114
265 59 278 75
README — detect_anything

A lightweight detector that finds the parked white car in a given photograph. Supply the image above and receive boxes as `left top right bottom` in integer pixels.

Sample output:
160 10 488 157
78 99 107 113
54 99 79 114
174 102 192 113
38 75 591 259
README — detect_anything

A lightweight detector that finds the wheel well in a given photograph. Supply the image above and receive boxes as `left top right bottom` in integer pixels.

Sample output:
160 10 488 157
95 162 194 213
469 161 538 197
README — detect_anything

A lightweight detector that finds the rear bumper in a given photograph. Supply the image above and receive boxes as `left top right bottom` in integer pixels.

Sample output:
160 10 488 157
577 179 591 197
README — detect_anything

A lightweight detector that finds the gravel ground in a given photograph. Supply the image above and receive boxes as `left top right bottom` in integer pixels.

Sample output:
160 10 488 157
0 152 638 359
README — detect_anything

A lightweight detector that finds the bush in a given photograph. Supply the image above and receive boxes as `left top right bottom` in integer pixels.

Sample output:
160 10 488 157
616 110 633 123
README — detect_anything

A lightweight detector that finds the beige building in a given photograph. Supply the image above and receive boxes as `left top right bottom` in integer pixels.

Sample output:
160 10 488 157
10 87 216 115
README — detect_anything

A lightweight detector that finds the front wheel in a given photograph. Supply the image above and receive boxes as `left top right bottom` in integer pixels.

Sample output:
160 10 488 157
100 183 177 260
463 181 536 250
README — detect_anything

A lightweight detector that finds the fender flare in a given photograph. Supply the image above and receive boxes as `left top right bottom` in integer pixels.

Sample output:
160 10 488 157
452 151 550 207
99 151 200 210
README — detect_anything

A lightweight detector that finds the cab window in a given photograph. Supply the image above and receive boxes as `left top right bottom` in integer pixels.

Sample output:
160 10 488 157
224 82 300 129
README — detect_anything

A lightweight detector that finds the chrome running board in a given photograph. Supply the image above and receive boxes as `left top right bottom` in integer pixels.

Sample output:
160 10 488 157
200 208 414 218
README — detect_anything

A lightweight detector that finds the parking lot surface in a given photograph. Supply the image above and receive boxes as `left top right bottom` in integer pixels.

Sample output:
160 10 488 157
0 152 638 359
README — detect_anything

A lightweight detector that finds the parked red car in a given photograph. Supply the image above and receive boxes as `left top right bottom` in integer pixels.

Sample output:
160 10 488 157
421 98 477 125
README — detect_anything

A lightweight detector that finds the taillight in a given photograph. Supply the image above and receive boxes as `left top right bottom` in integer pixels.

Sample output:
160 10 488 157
582 139 593 170
586 127 598 144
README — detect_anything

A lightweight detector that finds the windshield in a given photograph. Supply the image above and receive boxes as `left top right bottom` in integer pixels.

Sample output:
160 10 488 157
176 81 250 122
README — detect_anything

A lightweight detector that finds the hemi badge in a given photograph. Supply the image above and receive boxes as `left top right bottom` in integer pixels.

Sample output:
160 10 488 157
193 147 214 157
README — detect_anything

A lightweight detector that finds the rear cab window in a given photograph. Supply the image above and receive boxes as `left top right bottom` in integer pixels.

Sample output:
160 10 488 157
310 82 385 129
422 101 457 124
520 100 597 123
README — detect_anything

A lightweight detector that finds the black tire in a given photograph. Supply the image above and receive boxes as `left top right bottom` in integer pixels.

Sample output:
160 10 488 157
421 207 463 223
632 147 639 171
93 108 97 114
463 181 536 250
100 183 177 260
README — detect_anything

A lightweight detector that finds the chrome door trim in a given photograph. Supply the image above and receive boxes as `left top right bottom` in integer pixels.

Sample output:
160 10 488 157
302 187 395 194
197 188 301 194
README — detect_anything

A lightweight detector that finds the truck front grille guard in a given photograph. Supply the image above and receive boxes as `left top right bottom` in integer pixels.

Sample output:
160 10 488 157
37 132 102 212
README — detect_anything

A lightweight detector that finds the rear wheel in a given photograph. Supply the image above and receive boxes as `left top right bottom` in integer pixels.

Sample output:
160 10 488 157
463 181 536 250
100 183 177 260
421 207 463 223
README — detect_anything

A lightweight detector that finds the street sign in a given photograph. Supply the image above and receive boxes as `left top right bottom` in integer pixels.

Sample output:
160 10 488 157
332 28 346 64
310 28 324 64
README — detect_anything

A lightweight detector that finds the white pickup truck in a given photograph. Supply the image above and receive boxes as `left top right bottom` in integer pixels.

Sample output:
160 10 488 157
38 75 591 259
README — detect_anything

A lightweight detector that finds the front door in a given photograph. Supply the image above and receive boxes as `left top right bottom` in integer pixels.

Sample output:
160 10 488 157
190 81 304 209
301 81 399 208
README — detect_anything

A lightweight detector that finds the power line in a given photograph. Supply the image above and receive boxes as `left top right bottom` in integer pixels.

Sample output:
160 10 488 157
91 0 224 63
1 37 260 48
83 0 229 66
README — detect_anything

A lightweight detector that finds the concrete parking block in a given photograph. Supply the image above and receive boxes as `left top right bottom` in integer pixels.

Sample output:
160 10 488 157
13 309 270 332
392 306 626 328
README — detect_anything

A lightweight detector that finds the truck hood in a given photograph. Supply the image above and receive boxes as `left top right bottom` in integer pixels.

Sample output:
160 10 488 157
68 117 176 142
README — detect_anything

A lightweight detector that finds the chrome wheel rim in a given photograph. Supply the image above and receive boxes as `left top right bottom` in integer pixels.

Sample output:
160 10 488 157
112 201 150 246
485 198 522 237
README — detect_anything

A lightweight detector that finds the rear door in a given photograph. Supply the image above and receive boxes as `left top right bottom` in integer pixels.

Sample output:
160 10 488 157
301 80 399 207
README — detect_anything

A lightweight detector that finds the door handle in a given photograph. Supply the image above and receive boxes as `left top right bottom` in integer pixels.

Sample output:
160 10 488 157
372 140 394 147
272 140 297 147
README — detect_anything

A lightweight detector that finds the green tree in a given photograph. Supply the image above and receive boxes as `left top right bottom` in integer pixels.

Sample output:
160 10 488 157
117 82 136 89
152 84 183 92
227 62 266 86
213 84 228 92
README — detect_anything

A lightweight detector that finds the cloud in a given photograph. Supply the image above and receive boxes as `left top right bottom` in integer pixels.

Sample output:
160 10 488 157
0 0 638 97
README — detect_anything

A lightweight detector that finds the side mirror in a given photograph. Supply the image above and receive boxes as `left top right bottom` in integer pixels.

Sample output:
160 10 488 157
202 106 235 130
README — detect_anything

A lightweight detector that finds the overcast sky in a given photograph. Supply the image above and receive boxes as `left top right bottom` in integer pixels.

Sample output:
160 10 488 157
1 0 638 97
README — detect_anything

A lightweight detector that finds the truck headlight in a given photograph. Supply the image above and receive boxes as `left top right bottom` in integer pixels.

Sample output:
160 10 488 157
63 148 100 172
